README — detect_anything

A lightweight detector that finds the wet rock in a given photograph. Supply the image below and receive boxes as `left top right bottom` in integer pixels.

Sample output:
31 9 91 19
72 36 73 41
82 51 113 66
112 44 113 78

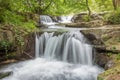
83 32 104 45
95 53 111 68
0 72 12 79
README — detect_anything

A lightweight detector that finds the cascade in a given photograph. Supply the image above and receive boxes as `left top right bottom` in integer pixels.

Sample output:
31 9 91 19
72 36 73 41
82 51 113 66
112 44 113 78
0 15 103 80
40 15 53 23
40 15 56 25
35 31 92 65
59 15 73 23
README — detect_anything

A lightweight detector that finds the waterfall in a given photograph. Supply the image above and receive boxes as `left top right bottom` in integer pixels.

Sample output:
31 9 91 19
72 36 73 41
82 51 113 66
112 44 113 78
1 15 103 80
35 31 93 65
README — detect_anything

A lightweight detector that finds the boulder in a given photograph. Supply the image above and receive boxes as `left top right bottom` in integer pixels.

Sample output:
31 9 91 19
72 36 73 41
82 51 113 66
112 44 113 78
95 53 111 68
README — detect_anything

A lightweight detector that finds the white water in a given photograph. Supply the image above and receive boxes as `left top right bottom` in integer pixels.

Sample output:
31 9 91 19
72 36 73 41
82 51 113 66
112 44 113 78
59 15 73 23
0 15 104 80
36 31 92 65
1 58 102 80
40 15 57 25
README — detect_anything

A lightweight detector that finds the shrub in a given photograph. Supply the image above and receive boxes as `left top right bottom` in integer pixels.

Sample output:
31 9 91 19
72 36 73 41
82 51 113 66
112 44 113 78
83 15 91 22
0 40 12 53
104 11 120 24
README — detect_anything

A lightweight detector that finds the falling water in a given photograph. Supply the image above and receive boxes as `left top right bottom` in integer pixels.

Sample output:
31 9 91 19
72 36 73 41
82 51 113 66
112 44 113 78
40 15 57 25
40 15 53 23
0 15 103 80
36 31 92 65
59 15 73 23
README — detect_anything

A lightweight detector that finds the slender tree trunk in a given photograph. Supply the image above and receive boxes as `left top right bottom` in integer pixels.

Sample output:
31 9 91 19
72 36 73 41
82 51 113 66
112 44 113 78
112 0 120 10
112 0 117 10
86 0 91 16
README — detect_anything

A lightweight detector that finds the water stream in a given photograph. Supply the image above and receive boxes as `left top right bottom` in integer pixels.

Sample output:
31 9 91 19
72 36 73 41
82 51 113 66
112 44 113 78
0 15 103 80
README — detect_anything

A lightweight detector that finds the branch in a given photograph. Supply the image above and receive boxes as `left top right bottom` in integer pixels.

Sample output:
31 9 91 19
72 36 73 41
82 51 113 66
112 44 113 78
42 0 53 12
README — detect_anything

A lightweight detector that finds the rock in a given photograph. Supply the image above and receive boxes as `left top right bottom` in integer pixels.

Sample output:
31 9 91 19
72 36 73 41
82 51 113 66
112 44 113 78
81 26 120 51
72 12 87 23
51 16 60 22
65 20 104 28
72 12 104 23
98 60 120 80
0 25 15 52
105 60 114 69
0 72 12 79
95 53 111 68
81 26 120 69
83 32 104 45
90 13 103 20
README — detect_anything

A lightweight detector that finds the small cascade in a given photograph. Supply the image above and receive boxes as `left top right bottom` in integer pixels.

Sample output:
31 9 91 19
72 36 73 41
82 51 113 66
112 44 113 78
59 15 73 23
40 15 53 23
40 15 56 25
35 31 93 65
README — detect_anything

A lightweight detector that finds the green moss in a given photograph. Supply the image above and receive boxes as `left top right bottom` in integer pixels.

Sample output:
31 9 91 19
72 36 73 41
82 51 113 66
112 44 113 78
97 76 104 80
104 11 120 24
116 53 120 60
83 15 91 22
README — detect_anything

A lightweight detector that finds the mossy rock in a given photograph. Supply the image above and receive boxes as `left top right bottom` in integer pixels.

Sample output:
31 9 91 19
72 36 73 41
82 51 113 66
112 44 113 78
0 72 12 79
98 54 120 80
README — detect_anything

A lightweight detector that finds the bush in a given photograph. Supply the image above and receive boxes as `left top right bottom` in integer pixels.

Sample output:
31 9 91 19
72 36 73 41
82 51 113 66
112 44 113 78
83 15 91 22
105 11 120 24
0 40 12 53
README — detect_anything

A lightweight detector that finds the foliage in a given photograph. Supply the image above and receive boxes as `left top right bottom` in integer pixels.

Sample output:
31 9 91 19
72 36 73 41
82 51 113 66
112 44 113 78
116 53 120 60
0 40 12 54
94 0 113 11
97 77 104 80
83 15 91 22
104 11 120 24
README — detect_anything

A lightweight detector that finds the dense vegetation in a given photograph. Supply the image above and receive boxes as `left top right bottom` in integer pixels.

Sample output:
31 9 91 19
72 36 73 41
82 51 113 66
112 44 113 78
0 0 120 25
0 0 120 24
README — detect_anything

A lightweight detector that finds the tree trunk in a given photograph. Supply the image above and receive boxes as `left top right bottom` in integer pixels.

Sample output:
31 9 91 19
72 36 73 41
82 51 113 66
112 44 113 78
112 0 120 10
86 0 91 16
112 0 117 10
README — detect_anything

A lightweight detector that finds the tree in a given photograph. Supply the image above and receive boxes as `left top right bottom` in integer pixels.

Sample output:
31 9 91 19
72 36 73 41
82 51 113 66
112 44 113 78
86 0 91 16
112 0 120 10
